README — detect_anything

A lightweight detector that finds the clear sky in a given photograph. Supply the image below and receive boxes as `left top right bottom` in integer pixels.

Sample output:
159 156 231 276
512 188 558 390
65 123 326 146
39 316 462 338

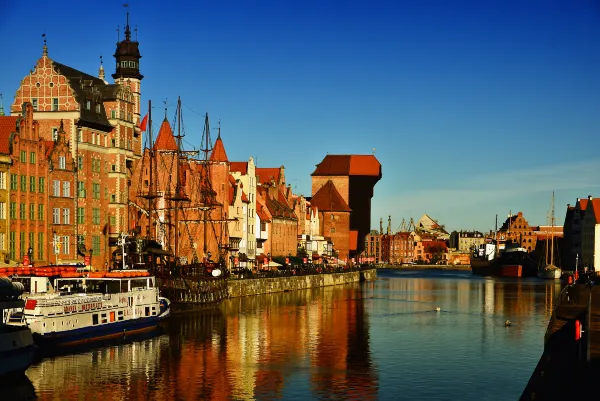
1 1 599 233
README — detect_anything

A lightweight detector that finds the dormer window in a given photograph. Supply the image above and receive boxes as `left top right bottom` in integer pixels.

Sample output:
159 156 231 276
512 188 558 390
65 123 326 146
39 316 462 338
95 104 100 113
86 100 91 110
121 61 128 68
128 61 135 68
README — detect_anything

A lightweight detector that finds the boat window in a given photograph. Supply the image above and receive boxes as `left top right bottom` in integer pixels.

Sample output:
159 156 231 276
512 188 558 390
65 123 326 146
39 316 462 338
121 281 129 292
101 313 108 324
145 306 150 316
118 310 124 321
92 314 99 325
130 279 148 289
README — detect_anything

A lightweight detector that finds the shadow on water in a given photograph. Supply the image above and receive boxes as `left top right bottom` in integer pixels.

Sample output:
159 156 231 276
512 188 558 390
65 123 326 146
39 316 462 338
33 326 165 360
0 374 36 400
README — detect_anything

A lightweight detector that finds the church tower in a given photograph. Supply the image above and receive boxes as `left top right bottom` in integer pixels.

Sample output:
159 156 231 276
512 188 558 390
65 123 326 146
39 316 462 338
112 10 143 124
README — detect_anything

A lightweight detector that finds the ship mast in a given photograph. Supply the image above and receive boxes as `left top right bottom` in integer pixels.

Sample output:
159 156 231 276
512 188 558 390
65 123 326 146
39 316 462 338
164 97 190 264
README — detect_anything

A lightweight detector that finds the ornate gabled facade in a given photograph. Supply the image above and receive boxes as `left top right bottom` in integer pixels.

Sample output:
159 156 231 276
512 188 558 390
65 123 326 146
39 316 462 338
8 17 143 268
497 211 536 252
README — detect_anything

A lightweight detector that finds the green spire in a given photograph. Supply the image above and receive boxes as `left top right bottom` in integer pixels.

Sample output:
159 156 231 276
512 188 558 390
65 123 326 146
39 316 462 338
0 93 4 116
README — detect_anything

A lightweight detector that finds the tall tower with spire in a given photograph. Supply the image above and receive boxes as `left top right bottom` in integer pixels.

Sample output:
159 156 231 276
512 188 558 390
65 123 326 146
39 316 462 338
112 9 143 124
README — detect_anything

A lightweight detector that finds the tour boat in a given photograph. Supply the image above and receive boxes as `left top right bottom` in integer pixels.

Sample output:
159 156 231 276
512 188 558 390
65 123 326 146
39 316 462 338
0 277 35 377
8 270 170 347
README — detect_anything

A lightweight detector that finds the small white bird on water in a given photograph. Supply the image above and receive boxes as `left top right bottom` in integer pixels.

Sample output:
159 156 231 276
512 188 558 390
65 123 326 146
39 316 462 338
505 320 511 327
435 307 441 312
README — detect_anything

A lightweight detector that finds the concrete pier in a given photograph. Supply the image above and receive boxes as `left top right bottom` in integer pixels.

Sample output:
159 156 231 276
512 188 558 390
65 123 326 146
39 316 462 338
520 276 600 400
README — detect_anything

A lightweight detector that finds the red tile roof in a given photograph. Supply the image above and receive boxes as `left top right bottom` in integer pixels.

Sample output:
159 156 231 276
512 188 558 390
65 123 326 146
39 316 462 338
256 168 281 185
590 198 600 224
210 136 228 162
310 180 351 212
423 241 448 252
0 116 18 154
229 162 248 175
312 155 381 177
241 190 249 203
578 198 590 212
256 202 271 222
153 118 177 151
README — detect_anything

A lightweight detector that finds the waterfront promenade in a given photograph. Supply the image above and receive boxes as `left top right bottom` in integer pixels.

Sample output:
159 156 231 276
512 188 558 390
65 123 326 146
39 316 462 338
520 274 600 400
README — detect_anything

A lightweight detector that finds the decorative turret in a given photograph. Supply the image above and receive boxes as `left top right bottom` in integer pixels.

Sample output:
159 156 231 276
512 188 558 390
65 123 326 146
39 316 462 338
112 10 143 80
98 55 106 82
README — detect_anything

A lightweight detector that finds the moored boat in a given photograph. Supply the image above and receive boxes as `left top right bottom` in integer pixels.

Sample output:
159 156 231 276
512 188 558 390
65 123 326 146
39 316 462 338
8 270 170 347
0 277 35 377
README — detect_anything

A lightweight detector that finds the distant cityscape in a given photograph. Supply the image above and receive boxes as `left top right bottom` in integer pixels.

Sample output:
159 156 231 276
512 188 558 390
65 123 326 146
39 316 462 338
366 196 599 271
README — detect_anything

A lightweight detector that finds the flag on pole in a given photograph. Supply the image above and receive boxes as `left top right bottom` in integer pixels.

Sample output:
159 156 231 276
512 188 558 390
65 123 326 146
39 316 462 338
139 113 148 132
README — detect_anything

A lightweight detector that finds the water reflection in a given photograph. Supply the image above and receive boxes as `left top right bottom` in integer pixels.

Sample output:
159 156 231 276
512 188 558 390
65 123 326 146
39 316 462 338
20 271 560 400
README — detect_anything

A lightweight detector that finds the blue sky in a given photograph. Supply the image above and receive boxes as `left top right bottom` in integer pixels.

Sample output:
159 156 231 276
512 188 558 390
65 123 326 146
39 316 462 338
1 1 599 233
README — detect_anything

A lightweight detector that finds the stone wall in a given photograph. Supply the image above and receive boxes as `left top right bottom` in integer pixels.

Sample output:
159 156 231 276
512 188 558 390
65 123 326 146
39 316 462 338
228 269 377 298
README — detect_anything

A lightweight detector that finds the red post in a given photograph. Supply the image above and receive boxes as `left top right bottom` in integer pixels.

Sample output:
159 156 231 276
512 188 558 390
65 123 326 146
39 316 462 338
575 320 582 341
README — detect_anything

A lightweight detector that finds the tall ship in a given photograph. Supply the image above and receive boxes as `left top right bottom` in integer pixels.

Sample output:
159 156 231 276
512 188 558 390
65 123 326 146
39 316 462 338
0 277 35 376
126 98 229 307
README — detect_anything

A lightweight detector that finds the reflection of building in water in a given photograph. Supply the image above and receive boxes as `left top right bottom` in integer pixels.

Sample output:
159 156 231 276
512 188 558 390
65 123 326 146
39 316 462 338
219 285 378 400
28 333 169 400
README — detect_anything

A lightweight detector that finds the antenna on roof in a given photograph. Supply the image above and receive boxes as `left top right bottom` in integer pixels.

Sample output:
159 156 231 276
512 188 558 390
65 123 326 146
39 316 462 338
135 25 138 41
0 93 4 117
372 147 376 154
116 25 120 42
163 98 168 119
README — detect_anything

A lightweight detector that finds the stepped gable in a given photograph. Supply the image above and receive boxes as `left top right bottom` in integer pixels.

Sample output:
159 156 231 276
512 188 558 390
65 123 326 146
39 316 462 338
310 180 351 212
0 116 18 154
153 118 177 151
210 134 228 162
311 154 381 177
229 161 248 174
51 62 113 131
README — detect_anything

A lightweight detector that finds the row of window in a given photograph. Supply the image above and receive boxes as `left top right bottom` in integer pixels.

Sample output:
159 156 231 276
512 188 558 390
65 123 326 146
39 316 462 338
0 202 106 226
31 98 59 112
7 232 103 261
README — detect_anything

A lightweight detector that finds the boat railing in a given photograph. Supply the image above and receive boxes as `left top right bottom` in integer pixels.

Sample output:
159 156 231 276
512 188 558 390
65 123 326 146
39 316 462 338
33 294 105 307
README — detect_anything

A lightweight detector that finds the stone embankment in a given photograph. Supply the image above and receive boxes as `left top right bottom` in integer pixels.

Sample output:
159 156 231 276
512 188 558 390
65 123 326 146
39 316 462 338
380 264 471 271
227 269 377 298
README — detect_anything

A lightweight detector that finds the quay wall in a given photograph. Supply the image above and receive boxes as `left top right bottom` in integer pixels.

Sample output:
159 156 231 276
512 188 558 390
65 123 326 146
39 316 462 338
227 269 377 298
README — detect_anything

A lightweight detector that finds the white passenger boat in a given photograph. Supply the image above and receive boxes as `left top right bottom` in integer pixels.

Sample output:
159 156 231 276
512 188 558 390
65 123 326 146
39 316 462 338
9 270 170 347
0 277 35 377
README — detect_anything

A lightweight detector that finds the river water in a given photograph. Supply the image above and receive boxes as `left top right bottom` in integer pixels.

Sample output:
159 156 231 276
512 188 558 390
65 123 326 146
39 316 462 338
8 268 560 400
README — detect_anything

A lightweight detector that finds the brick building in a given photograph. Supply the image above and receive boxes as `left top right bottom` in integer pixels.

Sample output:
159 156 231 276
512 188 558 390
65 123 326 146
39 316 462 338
497 211 537 252
6 17 143 268
311 155 381 261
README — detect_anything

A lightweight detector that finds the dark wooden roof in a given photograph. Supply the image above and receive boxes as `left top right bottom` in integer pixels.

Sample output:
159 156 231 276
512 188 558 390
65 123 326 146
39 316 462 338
53 61 113 131
310 180 351 212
